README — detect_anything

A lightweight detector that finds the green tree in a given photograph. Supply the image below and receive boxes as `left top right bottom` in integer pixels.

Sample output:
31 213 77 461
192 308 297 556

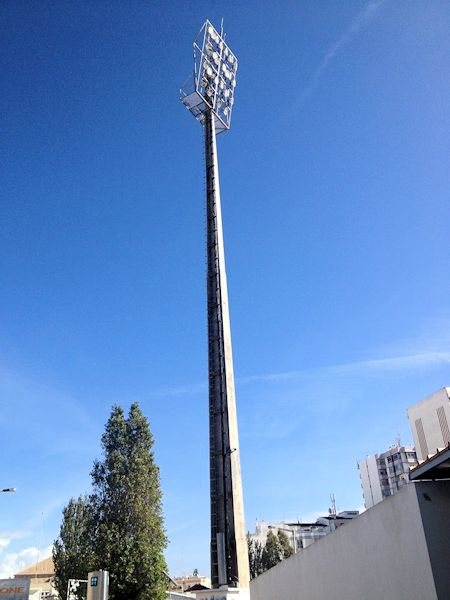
277 529 294 559
53 403 168 600
53 495 95 599
247 534 264 580
261 530 283 571
91 403 168 600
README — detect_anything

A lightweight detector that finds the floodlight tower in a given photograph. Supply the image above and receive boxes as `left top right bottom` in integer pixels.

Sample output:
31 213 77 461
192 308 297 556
180 21 250 597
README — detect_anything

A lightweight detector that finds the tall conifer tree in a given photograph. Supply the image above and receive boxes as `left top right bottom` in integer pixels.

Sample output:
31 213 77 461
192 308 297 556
53 496 95 599
277 529 294 559
91 403 168 600
53 403 167 600
261 529 283 571
247 534 264 579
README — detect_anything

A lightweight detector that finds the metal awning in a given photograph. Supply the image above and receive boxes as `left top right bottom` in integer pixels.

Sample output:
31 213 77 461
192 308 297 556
409 444 450 480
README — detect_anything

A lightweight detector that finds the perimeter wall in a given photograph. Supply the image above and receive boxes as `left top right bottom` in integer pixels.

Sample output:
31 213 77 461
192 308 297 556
250 481 450 600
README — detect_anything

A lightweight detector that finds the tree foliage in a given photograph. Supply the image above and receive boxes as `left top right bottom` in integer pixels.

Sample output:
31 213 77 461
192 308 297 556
261 530 283 571
53 496 95 599
277 530 294 560
248 528 294 579
54 403 168 600
247 534 264 580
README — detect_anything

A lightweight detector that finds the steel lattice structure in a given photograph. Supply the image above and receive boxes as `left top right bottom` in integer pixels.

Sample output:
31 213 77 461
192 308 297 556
181 20 238 134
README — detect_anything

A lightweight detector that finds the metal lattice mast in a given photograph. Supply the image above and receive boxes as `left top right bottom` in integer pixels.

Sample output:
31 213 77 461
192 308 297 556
181 21 250 591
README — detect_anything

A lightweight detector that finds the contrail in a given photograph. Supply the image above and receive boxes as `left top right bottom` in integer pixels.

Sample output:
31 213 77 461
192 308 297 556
296 0 388 107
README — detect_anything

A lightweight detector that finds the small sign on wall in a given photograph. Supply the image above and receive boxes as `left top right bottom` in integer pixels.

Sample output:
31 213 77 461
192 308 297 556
87 570 109 600
0 578 30 600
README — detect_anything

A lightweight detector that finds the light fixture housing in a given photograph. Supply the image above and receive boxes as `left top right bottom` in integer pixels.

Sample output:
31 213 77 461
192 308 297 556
180 20 238 134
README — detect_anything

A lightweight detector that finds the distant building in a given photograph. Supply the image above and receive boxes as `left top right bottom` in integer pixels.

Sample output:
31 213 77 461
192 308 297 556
14 556 56 600
249 511 359 553
408 387 450 461
358 443 418 509
171 575 211 593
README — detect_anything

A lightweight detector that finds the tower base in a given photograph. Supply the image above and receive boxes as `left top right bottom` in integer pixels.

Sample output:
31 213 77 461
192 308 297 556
193 587 250 600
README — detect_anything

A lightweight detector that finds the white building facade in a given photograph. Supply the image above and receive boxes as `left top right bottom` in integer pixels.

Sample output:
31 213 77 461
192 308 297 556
408 387 450 461
358 444 417 509
249 511 359 553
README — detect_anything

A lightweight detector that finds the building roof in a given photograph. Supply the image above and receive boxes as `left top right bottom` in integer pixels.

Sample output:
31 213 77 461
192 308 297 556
185 584 210 591
15 556 54 577
409 444 450 481
408 387 450 411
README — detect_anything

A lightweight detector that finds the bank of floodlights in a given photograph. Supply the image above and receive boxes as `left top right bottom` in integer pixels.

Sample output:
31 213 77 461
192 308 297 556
180 20 238 133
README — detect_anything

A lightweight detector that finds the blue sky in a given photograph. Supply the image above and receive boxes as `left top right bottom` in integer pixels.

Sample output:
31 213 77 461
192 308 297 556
1 0 449 578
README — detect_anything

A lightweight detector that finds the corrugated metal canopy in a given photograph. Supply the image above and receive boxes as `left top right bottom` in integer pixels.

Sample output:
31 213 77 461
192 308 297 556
409 444 450 480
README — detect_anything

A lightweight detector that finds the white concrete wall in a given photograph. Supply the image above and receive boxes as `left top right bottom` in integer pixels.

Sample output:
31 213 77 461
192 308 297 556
250 483 442 600
194 588 249 600
408 388 450 460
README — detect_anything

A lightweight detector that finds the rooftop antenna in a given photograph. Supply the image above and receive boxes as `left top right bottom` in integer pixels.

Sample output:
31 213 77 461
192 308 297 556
329 494 337 518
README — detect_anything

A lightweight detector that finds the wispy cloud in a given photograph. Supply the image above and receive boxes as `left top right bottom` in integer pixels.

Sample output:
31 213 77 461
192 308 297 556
144 339 450 442
0 531 31 545
240 349 450 440
146 350 450 399
0 545 52 579
148 381 207 398
244 351 450 384
296 0 388 106
0 364 97 451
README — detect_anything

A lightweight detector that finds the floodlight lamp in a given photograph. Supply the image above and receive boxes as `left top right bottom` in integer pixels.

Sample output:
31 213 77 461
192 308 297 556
180 19 238 133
